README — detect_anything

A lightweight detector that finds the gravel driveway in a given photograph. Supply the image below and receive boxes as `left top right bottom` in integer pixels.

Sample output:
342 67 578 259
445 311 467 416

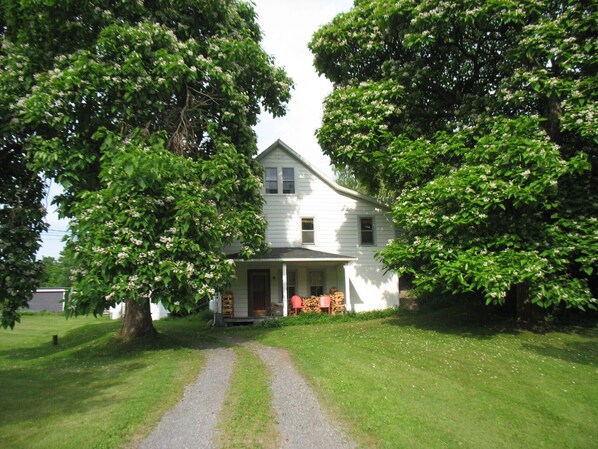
138 346 236 449
137 340 357 449
244 342 357 449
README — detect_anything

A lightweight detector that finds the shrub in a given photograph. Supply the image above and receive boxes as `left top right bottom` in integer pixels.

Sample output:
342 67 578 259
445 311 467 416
259 308 400 328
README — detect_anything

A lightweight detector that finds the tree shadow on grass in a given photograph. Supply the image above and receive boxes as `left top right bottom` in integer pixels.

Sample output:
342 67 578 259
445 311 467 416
384 302 523 340
0 316 228 442
520 330 598 367
0 315 223 362
0 320 122 361
385 303 598 366
0 360 149 427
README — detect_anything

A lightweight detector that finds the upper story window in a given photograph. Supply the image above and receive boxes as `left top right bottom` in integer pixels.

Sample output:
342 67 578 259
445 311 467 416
264 167 295 195
282 167 295 194
360 217 374 245
301 217 314 245
265 167 278 194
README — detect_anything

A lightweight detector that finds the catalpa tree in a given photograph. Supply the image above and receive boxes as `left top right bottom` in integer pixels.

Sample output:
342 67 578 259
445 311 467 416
311 0 597 319
0 144 47 329
2 0 291 335
1 4 50 328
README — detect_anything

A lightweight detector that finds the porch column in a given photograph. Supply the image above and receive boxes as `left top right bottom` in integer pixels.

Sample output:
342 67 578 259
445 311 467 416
282 262 288 317
344 262 352 312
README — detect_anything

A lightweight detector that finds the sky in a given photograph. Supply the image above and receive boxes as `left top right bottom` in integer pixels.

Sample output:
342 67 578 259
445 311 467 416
37 0 355 260
252 0 353 171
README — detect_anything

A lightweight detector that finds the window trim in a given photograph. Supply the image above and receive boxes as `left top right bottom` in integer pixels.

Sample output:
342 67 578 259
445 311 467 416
359 216 375 246
308 270 326 297
282 167 295 194
265 167 278 194
283 269 297 299
301 217 315 245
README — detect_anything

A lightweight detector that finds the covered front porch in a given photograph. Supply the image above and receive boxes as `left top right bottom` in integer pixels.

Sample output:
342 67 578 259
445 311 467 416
222 247 356 321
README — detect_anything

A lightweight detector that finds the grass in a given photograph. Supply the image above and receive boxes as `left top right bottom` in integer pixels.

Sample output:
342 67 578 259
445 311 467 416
216 346 279 449
258 308 399 327
0 313 207 449
3 307 597 449
223 305 598 449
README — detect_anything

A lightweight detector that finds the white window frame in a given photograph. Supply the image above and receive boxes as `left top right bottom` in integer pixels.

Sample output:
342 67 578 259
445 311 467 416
283 269 297 299
265 167 278 194
308 270 326 297
301 217 315 245
359 216 375 245
282 167 295 194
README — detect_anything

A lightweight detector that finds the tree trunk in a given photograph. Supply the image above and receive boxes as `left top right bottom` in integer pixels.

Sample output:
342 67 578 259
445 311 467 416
546 90 562 141
119 298 157 338
516 281 545 326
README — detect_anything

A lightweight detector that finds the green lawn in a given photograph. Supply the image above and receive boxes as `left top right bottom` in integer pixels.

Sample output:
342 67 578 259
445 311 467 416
226 307 598 449
0 313 206 449
2 308 597 449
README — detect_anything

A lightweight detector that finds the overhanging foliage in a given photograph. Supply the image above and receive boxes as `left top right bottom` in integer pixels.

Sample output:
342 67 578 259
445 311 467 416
310 0 597 311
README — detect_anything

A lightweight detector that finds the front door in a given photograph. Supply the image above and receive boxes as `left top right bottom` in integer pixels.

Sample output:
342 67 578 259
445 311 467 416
248 270 270 316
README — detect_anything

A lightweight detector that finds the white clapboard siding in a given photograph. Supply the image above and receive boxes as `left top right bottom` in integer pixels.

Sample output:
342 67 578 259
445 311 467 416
224 140 399 315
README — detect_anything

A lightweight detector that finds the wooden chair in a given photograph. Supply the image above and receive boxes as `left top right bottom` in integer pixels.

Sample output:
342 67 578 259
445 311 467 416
291 295 303 316
319 295 332 315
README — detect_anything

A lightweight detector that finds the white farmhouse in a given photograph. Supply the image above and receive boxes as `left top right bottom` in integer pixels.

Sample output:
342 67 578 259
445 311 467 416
222 140 399 320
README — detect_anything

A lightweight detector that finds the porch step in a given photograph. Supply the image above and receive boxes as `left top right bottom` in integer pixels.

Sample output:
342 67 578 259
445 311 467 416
223 317 271 327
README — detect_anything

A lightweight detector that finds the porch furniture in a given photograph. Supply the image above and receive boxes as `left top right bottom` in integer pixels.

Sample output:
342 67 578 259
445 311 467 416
319 295 332 315
291 295 303 315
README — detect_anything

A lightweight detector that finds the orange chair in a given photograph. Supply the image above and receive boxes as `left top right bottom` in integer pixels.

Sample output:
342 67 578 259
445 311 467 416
291 295 303 316
319 295 332 315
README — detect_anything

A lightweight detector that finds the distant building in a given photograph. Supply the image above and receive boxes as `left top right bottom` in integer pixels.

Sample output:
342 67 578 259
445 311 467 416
29 288 67 312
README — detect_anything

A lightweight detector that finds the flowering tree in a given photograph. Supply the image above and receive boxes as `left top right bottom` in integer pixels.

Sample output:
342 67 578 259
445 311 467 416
1 5 51 328
311 0 597 319
2 1 291 335
66 133 266 336
0 147 47 329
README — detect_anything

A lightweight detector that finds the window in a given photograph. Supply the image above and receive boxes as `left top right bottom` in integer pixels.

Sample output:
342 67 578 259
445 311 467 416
285 270 297 298
282 167 295 194
265 167 278 194
309 271 325 296
301 218 314 244
360 217 374 245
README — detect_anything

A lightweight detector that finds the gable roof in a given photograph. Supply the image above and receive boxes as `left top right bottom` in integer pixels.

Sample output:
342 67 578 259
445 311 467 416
257 139 390 210
227 246 356 262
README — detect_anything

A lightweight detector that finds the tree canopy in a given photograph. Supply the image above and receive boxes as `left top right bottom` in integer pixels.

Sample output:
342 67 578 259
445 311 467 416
39 255 73 288
0 142 46 328
1 0 291 333
311 0 597 315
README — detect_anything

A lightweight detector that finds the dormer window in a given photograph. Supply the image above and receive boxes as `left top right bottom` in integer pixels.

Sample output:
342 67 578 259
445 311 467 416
265 167 278 194
282 167 295 194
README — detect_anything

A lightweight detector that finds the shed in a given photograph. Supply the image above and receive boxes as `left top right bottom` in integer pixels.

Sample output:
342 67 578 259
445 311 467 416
29 288 67 312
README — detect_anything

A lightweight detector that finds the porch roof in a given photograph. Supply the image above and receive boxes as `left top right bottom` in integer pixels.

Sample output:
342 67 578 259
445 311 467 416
227 246 356 263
